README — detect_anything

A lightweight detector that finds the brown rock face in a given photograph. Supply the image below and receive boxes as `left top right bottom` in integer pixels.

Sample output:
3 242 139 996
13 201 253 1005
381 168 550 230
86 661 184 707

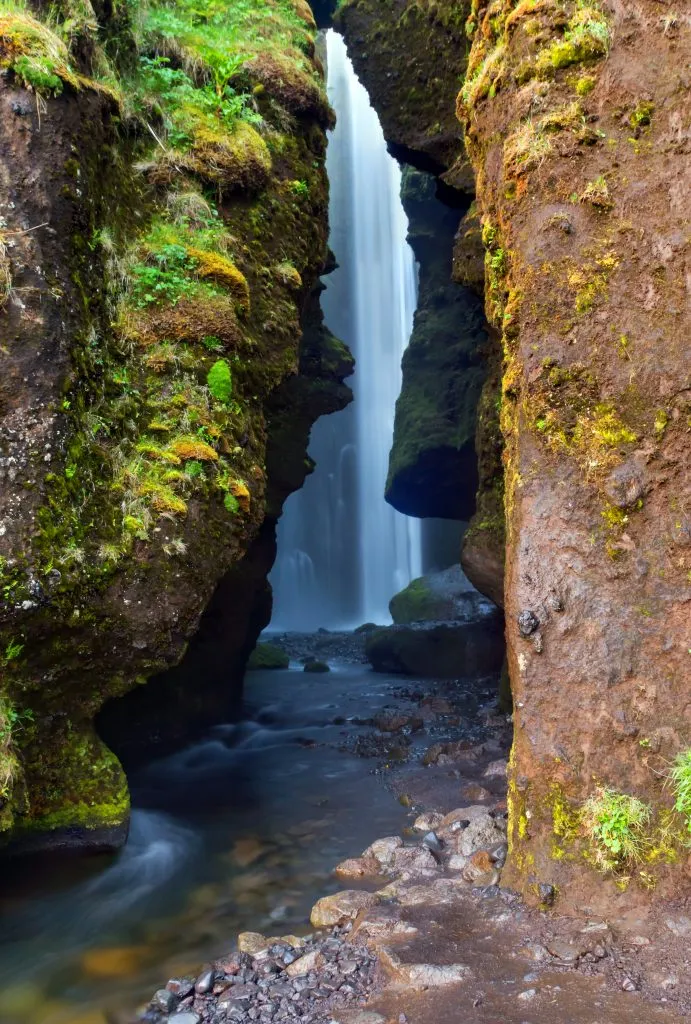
342 0 690 912
458 0 691 908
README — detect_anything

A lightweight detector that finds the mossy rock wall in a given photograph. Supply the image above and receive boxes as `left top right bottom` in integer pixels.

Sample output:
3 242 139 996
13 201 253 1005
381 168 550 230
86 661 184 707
386 169 488 521
0 0 351 850
458 0 691 910
343 0 691 911
336 0 473 181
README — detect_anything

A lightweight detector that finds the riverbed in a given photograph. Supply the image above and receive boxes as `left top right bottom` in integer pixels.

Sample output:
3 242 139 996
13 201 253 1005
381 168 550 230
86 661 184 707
0 662 470 1024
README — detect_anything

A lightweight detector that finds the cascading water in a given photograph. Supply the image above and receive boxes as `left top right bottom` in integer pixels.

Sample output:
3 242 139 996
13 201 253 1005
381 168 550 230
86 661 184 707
270 30 421 630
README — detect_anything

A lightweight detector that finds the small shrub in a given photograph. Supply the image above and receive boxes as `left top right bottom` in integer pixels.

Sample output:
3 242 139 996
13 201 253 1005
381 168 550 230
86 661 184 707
579 175 613 210
207 359 233 403
670 750 691 833
581 788 651 869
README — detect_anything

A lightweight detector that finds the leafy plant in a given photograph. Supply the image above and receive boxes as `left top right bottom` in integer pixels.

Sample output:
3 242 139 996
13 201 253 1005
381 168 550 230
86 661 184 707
3 639 24 664
207 359 233 403
131 243 197 306
670 750 691 833
581 788 651 869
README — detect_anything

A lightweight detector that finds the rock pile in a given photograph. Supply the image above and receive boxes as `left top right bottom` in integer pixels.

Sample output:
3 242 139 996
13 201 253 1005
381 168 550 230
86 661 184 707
137 931 377 1024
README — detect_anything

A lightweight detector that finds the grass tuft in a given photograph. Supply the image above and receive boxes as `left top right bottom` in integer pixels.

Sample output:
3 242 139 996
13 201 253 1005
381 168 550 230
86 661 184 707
670 750 691 834
581 788 652 870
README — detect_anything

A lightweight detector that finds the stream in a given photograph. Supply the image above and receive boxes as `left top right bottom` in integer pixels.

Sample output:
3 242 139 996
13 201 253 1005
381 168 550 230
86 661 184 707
0 663 424 1024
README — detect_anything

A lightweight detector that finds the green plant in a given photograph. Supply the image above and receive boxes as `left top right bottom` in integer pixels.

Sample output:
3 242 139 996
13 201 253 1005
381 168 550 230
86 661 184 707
670 750 691 833
207 359 233 402
130 243 197 306
224 492 239 513
290 179 309 197
581 788 652 869
2 639 24 663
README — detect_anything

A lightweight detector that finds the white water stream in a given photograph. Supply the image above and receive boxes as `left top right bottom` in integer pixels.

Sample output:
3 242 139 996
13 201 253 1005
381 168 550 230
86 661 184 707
270 30 421 630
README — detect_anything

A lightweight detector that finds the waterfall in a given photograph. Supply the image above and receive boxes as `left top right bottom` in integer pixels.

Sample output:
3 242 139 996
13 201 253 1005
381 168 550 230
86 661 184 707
270 30 421 631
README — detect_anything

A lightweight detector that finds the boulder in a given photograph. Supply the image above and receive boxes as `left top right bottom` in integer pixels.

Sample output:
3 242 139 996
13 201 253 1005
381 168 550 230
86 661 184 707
246 643 289 670
389 565 496 625
365 618 504 678
310 890 379 928
303 659 330 673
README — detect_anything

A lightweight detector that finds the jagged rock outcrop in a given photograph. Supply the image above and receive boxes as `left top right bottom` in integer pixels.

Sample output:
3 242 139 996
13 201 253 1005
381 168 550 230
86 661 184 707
338 0 505 604
386 169 488 521
336 0 472 182
0 0 351 849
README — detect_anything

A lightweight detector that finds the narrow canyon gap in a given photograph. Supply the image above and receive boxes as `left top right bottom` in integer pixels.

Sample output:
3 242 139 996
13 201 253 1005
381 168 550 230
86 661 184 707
271 30 422 631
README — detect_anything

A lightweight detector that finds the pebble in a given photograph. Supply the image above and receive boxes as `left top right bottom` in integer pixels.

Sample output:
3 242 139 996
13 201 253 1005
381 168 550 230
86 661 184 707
194 970 215 994
142 931 377 1024
152 989 177 1013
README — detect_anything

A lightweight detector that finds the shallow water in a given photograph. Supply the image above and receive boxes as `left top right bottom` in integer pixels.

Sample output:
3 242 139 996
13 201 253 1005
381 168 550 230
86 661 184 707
0 665 414 1023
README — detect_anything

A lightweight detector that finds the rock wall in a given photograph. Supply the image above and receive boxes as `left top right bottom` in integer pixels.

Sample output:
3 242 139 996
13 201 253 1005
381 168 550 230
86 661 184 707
338 0 505 603
386 169 487 521
459 0 691 911
341 0 691 912
0 0 351 849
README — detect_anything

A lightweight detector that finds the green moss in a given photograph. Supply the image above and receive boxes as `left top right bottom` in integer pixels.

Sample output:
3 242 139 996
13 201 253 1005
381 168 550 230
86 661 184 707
207 359 233 403
534 4 611 78
247 642 289 670
630 100 654 130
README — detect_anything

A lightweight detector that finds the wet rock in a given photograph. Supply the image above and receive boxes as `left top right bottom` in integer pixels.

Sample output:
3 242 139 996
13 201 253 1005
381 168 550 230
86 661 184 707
460 783 492 802
517 610 539 637
390 844 439 879
362 836 403 868
413 811 444 832
238 933 270 955
166 978 195 999
152 989 178 1013
421 831 443 856
389 567 496 625
538 883 556 907
365 619 504 678
285 949 324 977
373 711 422 733
455 815 506 858
194 969 215 994
440 805 493 830
483 759 507 777
379 947 472 988
304 659 330 673
334 856 380 879
310 890 379 927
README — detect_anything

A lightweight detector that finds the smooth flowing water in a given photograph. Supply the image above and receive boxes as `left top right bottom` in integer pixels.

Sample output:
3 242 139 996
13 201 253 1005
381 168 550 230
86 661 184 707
0 666 412 1023
270 31 421 631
